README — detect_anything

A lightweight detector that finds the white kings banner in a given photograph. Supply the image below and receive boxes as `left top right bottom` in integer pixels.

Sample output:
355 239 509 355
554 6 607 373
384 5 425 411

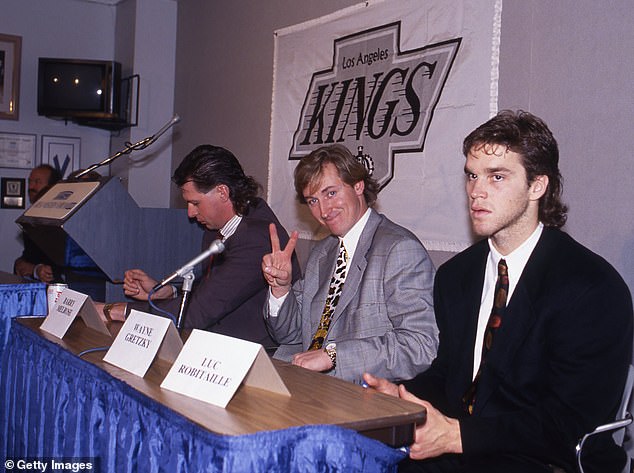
268 0 502 251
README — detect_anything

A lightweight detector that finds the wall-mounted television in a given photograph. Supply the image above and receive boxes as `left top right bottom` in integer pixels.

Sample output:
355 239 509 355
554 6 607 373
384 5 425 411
37 58 125 129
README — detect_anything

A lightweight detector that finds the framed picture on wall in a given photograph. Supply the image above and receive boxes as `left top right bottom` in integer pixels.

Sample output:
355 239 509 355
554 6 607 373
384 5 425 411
0 33 22 120
42 135 81 178
0 132 36 169
1 177 25 209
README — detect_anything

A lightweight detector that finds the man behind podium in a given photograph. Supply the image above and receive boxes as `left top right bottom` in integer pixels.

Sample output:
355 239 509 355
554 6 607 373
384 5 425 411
262 144 438 384
111 145 298 348
14 164 63 282
365 110 633 472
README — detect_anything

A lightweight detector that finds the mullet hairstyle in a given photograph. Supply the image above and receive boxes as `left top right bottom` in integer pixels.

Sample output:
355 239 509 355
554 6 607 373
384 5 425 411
172 144 260 216
462 110 568 228
294 144 379 206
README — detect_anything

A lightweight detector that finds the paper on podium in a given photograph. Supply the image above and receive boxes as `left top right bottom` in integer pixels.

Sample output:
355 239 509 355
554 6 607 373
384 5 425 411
40 287 111 339
24 181 100 220
160 329 290 408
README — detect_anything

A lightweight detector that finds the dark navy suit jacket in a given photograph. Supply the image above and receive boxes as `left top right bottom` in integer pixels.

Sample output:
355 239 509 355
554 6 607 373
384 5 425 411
142 198 298 349
405 227 633 472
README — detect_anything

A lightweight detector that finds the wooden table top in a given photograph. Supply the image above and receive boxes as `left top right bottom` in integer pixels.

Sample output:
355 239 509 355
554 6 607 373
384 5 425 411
17 317 426 446
0 272 30 284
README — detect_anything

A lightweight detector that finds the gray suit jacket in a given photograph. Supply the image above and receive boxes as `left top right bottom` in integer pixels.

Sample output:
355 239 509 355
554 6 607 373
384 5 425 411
266 209 438 383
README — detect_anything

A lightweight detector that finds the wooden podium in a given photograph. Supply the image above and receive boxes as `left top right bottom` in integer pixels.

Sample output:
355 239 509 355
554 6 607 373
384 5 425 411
15 177 203 300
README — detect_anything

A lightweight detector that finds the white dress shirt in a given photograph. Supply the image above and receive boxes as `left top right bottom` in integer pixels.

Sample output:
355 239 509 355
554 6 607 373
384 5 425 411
268 208 372 317
219 214 242 241
471 222 544 379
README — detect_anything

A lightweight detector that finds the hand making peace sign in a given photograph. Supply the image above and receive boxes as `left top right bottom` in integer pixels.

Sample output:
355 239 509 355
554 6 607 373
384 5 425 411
262 223 299 298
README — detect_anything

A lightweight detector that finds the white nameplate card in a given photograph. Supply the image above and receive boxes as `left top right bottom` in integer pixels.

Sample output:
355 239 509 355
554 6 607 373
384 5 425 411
103 310 183 377
160 329 290 408
40 288 111 339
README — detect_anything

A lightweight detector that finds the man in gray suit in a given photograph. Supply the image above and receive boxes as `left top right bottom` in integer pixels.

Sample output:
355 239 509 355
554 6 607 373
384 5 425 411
262 144 438 383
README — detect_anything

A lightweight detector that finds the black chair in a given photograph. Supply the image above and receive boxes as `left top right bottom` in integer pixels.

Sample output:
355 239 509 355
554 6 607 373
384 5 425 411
575 364 634 473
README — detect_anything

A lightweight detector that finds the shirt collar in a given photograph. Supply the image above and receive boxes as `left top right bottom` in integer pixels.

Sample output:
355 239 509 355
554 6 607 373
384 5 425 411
219 214 242 241
487 222 544 297
340 208 372 261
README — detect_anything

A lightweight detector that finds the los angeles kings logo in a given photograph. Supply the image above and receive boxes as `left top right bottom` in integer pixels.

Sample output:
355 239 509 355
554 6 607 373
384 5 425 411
289 22 461 189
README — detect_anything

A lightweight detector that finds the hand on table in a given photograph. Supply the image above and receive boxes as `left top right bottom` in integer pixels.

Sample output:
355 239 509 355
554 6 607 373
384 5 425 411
34 264 55 283
362 373 400 397
123 269 172 300
94 301 127 322
292 349 333 372
399 385 462 459
361 374 463 460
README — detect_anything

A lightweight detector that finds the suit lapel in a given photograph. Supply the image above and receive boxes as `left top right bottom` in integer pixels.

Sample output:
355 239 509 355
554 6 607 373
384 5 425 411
307 237 340 332
455 242 489 393
330 210 380 326
474 230 556 411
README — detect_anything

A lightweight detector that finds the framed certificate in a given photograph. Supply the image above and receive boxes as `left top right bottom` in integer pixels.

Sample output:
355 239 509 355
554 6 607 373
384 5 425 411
0 132 36 169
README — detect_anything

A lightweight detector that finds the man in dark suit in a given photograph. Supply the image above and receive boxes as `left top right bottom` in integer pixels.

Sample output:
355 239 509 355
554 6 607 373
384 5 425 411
109 145 298 348
14 164 63 282
262 144 438 383
365 110 633 472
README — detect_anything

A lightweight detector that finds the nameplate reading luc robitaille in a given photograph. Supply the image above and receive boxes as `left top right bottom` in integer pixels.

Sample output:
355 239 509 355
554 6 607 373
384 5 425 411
160 329 290 408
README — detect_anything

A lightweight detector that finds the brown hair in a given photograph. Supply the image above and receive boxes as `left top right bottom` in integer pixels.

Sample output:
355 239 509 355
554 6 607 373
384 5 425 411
293 144 379 206
173 145 260 215
463 110 568 228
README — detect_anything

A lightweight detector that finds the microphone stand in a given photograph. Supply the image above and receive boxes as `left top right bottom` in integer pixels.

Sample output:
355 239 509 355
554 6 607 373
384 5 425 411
75 115 180 178
176 270 196 331
149 239 224 331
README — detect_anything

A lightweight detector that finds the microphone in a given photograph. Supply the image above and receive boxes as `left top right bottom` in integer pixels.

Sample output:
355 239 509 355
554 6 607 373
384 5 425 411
74 114 182 178
148 115 181 145
152 239 225 292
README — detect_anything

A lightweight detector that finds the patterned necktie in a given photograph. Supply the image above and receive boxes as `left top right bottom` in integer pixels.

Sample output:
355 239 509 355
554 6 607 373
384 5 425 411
308 241 349 350
463 258 509 414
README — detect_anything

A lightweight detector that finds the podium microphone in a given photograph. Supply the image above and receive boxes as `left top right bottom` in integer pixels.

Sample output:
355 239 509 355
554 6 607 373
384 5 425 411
75 114 182 178
152 239 225 292
148 115 181 146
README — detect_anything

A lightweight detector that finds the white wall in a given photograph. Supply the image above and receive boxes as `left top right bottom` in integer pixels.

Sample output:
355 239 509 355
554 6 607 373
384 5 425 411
3 0 633 296
173 0 634 294
0 0 178 274
172 0 359 206
0 0 116 273
111 0 177 209
499 0 634 292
